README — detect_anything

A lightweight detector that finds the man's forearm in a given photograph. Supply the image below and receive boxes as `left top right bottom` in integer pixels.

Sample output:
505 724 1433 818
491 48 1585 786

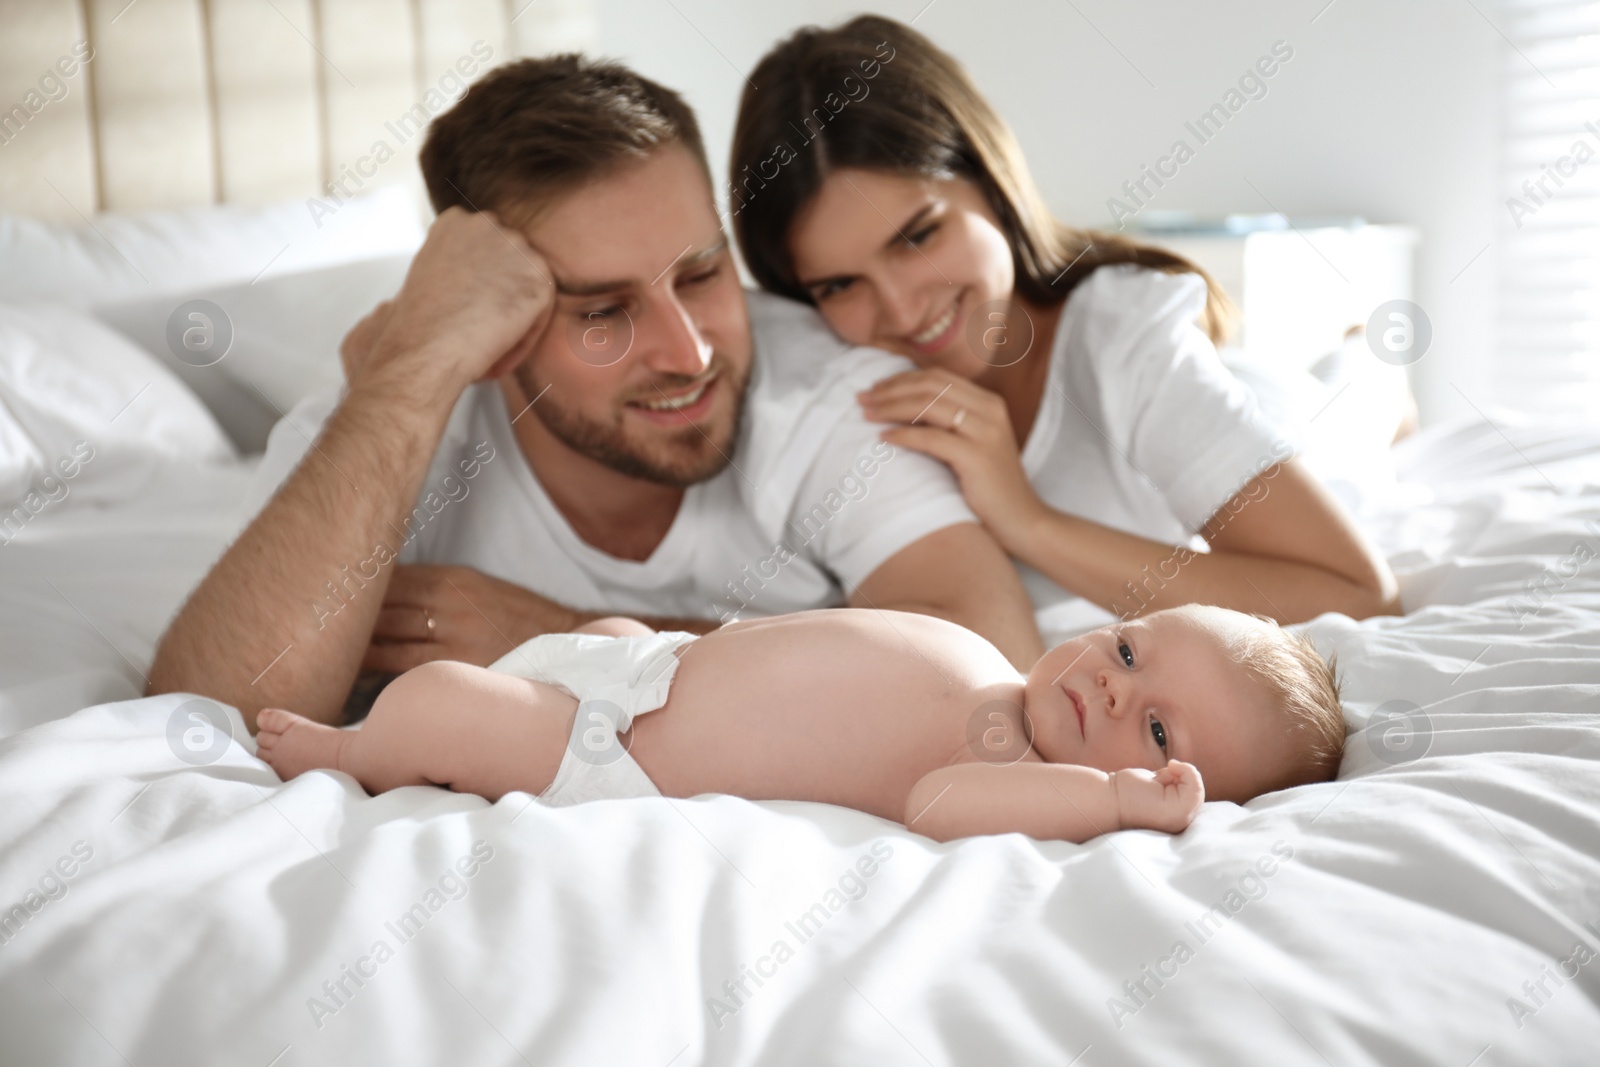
502 596 720 641
906 589 1044 672
574 610 720 636
148 376 458 731
850 524 1045 671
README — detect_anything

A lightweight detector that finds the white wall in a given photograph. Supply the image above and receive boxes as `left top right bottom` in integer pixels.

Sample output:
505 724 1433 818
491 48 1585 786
592 0 1502 425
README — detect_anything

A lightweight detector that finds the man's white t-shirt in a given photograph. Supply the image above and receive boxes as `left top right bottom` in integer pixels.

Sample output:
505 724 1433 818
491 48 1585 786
1021 265 1289 636
242 290 977 624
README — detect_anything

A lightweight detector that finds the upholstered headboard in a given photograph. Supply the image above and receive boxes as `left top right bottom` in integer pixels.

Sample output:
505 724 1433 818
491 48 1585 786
0 0 594 219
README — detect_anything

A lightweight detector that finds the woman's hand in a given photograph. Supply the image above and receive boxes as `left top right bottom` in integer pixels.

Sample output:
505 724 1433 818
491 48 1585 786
858 368 1046 549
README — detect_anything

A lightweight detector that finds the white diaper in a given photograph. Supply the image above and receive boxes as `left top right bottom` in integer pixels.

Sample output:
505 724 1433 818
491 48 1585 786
485 630 698 806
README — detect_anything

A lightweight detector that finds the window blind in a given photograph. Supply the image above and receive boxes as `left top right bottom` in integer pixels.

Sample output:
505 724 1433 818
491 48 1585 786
1498 0 1600 417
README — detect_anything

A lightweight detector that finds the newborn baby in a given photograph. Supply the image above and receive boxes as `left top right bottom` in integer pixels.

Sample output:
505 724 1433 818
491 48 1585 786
257 605 1344 842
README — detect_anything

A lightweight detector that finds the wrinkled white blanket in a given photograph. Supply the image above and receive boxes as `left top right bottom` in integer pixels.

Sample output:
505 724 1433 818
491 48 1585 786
2 414 1598 1065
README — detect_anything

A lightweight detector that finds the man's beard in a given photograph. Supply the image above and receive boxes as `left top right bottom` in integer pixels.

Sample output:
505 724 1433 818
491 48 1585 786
516 362 747 488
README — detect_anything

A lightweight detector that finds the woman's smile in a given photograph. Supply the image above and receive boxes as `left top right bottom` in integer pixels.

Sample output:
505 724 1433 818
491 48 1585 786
907 292 964 354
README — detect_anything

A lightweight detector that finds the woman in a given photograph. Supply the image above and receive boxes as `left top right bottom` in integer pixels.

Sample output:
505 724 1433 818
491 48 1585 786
729 15 1399 634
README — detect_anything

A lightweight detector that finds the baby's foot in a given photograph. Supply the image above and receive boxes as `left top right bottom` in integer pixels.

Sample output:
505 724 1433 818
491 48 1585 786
256 707 351 781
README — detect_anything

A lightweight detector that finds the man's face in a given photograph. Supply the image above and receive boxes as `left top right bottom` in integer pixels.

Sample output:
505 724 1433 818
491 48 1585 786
508 143 751 487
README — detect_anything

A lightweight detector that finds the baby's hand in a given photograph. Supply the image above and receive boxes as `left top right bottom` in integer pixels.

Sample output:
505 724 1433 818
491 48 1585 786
1112 760 1205 834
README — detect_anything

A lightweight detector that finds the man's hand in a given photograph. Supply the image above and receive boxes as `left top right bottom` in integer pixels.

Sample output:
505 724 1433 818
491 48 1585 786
339 299 395 383
362 564 585 673
354 207 557 399
1112 761 1205 834
147 211 561 732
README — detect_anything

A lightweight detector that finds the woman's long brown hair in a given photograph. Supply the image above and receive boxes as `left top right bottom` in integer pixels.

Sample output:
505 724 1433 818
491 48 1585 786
729 15 1235 343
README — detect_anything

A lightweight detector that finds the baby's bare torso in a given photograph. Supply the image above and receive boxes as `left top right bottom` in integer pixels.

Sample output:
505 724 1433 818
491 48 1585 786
623 610 1031 819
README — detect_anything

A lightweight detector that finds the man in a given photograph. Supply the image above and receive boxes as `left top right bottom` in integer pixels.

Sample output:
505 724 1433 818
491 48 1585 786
148 55 1042 731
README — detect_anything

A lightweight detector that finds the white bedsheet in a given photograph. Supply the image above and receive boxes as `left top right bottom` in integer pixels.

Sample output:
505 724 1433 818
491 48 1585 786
1 415 1598 1066
0 458 260 737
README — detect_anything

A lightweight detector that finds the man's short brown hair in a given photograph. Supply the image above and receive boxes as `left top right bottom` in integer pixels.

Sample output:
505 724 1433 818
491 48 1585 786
420 54 708 223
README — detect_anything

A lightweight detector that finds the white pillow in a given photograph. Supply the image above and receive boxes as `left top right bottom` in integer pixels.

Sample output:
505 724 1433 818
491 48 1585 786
1220 336 1407 515
0 304 236 506
0 185 423 308
94 254 413 451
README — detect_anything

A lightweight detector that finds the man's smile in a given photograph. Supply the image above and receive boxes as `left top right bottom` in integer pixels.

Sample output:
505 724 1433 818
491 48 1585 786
627 371 719 423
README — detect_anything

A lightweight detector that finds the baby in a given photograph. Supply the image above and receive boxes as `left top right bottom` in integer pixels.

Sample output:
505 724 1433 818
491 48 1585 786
256 605 1344 842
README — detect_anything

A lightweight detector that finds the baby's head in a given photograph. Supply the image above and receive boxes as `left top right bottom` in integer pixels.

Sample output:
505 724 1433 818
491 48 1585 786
1024 604 1344 803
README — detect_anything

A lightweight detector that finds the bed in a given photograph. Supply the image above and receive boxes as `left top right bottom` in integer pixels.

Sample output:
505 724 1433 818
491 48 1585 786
3 404 1599 1065
4 3 1600 1065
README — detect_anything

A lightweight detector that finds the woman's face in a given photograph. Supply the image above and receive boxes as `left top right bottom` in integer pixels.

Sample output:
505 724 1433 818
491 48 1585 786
787 169 1020 378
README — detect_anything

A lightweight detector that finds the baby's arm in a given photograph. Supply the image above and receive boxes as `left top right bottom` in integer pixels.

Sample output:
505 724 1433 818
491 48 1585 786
903 760 1204 843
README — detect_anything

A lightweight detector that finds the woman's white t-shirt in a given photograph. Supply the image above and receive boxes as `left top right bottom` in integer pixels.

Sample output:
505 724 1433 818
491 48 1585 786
1020 265 1289 637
